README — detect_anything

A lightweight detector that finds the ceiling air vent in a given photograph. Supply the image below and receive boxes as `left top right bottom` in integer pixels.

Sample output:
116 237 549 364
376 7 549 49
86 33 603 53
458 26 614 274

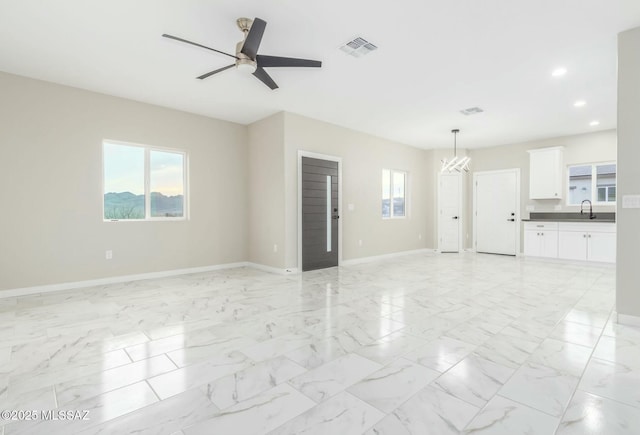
339 37 378 58
460 107 484 116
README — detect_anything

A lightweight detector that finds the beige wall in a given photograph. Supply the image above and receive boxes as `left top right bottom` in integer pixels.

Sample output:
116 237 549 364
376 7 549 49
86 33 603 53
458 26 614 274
282 113 433 269
617 27 640 319
464 130 617 250
247 113 286 269
0 72 248 291
2 69 622 292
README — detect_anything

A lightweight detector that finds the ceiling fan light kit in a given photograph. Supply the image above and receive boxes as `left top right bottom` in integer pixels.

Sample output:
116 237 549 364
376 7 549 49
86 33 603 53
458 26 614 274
441 129 471 173
162 17 322 90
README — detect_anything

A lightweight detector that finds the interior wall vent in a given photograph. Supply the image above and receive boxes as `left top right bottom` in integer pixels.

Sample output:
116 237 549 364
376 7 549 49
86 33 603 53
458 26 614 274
460 107 484 116
339 37 378 57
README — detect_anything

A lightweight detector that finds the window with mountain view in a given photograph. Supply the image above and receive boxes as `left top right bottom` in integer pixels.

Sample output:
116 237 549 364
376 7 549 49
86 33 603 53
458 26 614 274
103 141 186 221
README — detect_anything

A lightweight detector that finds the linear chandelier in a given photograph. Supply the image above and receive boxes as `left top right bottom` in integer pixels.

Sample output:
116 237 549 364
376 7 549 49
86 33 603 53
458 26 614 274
441 129 470 173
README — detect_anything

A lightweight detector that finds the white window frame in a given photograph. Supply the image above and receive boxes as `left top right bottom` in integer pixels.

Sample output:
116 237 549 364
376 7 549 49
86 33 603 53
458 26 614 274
382 169 408 219
102 139 189 222
566 161 616 206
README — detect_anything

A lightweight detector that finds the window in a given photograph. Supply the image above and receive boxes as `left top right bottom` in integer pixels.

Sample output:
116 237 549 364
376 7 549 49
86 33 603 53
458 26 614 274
567 163 616 205
382 169 406 218
103 141 186 221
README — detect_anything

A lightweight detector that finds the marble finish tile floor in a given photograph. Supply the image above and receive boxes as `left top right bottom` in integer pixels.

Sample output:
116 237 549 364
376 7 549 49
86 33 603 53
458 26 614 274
0 252 638 434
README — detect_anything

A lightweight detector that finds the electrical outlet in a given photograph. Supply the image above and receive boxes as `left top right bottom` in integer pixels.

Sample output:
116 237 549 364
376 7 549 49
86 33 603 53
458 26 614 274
358 240 363 247
418 233 422 240
105 250 113 260
273 244 278 253
554 205 562 211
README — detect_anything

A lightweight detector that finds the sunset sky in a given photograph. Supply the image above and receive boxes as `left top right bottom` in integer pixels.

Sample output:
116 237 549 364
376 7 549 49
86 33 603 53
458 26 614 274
103 142 184 196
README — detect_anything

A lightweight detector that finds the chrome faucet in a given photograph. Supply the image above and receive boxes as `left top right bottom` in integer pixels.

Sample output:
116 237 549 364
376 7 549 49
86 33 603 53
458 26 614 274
580 199 596 219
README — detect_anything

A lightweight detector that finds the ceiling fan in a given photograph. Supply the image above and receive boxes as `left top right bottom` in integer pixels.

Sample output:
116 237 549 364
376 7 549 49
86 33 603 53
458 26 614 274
162 17 322 90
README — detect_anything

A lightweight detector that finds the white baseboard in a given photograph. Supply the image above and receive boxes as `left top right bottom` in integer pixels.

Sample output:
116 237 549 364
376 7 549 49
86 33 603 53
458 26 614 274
247 263 298 275
0 262 249 299
0 260 308 299
341 248 436 266
617 313 640 328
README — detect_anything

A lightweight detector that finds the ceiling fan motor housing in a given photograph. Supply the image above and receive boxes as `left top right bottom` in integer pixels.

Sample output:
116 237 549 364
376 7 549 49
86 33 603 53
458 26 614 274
236 17 253 33
235 40 257 72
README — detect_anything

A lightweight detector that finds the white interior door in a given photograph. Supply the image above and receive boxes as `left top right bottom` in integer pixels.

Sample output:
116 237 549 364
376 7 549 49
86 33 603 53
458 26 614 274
475 170 519 255
439 173 462 252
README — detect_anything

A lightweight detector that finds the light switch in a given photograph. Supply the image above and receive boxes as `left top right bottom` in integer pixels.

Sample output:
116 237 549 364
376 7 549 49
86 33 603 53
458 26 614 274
623 195 640 208
348 203 355 211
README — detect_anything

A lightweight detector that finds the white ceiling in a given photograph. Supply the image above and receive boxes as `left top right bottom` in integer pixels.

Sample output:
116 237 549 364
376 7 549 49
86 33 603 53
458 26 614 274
1 0 639 149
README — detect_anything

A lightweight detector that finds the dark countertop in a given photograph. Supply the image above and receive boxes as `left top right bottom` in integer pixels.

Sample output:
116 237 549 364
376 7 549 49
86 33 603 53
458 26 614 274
522 219 616 223
522 212 615 223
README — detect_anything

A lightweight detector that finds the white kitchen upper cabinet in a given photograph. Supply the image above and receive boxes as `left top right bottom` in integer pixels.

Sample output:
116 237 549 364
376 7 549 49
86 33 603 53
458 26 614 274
528 147 563 199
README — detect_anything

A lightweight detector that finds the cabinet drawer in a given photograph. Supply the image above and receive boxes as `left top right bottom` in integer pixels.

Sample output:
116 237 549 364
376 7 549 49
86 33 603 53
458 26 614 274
558 222 616 233
524 221 559 231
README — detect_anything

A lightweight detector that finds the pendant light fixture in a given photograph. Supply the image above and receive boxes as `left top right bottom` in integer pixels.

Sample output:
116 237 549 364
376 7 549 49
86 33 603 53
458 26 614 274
441 129 470 173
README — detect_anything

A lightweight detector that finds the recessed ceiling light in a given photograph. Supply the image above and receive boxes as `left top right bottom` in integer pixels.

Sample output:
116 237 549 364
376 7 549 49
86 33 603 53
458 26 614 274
574 100 586 107
590 120 600 126
552 68 567 77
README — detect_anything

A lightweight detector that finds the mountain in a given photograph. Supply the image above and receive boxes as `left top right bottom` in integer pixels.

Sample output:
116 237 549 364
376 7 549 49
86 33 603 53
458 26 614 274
149 192 184 217
104 192 183 219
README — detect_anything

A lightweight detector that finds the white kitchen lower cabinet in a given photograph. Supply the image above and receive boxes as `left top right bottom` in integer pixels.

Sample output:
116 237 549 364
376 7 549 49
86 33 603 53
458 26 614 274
587 231 616 263
557 222 616 263
524 222 559 258
558 231 589 261
525 221 616 263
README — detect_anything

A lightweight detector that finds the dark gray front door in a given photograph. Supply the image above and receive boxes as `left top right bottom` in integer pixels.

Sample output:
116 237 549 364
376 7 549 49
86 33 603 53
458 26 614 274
302 157 339 271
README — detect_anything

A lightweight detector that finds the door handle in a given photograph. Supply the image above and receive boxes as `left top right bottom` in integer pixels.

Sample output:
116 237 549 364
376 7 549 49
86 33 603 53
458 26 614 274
332 215 340 220
452 216 459 220
507 218 515 221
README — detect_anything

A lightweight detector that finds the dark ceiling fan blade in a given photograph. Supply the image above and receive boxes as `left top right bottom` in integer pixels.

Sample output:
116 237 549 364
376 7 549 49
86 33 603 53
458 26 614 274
253 67 278 90
197 64 235 80
162 34 238 60
240 18 267 59
257 55 322 68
